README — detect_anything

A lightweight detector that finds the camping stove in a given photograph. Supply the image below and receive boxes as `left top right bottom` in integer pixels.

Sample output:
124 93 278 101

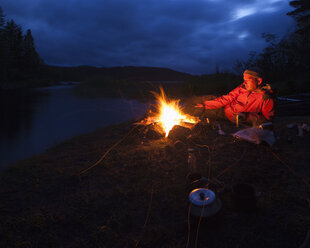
188 188 222 218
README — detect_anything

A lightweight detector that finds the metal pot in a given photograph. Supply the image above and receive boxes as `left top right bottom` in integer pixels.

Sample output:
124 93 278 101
189 188 222 218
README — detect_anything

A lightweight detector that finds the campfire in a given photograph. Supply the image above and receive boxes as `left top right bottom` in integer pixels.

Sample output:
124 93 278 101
139 87 198 138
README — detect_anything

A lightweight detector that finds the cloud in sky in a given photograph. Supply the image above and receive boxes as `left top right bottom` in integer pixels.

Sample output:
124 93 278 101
1 0 295 74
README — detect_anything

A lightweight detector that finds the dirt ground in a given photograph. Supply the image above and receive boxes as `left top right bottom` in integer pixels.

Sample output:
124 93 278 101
0 113 309 248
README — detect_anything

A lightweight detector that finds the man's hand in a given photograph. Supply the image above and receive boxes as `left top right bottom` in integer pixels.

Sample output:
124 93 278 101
195 103 204 108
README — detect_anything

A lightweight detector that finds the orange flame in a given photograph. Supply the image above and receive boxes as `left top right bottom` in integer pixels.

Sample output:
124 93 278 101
153 87 197 137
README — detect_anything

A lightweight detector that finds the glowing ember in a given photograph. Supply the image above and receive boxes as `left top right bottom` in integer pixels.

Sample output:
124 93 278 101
154 87 197 137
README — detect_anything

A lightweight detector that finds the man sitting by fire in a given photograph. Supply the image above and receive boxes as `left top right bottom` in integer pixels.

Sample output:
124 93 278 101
189 68 276 126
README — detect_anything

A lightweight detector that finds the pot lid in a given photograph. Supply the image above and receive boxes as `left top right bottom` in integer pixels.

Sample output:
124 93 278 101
189 188 216 206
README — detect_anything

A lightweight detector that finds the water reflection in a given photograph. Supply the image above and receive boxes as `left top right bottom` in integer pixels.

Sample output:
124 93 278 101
0 86 148 169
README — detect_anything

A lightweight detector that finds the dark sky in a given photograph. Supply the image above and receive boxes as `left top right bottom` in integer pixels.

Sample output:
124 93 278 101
1 0 295 74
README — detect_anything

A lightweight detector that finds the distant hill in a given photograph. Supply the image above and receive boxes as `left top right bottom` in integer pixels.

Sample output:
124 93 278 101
41 65 193 82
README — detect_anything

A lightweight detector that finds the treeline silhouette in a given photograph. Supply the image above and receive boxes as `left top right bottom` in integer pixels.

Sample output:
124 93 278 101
0 7 44 89
233 0 310 94
186 0 310 96
0 5 192 89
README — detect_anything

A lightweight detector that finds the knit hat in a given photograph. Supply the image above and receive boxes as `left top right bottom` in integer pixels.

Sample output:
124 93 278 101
243 67 264 78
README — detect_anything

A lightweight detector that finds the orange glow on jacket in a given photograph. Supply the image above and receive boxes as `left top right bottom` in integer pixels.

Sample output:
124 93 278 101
203 83 275 123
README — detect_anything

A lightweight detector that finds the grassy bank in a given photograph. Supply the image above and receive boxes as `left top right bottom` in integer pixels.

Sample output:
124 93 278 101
0 116 310 247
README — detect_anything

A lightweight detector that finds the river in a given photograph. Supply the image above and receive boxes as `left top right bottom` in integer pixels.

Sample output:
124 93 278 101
0 85 149 169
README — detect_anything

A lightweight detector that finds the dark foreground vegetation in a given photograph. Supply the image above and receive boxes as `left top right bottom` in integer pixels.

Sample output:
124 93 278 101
0 114 309 248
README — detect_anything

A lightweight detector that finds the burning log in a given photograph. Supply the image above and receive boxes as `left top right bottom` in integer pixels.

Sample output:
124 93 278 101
143 124 165 140
168 125 192 141
137 87 199 138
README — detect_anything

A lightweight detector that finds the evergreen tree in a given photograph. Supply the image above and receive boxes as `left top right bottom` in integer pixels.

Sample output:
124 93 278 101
3 19 24 80
0 6 44 87
288 0 310 38
0 7 7 85
287 0 310 70
0 6 4 28
22 29 42 72
239 1 310 82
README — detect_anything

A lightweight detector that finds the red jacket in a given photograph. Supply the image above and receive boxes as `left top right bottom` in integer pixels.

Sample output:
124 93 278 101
203 83 276 124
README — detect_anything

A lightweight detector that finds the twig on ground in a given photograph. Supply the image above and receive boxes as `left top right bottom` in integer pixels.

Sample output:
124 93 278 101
80 125 139 175
135 185 154 248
